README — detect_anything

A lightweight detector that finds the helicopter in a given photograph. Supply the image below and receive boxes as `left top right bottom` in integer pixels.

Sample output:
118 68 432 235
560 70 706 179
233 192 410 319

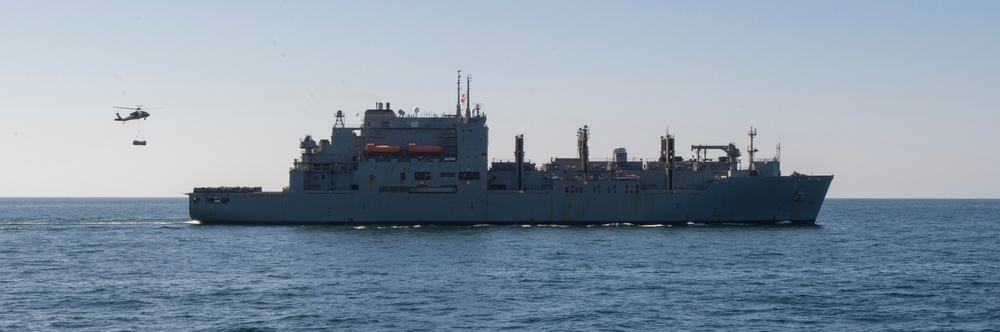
113 106 151 123
113 105 156 145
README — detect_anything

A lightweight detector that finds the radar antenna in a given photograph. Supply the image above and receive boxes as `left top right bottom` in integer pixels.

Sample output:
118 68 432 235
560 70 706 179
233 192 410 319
334 110 345 128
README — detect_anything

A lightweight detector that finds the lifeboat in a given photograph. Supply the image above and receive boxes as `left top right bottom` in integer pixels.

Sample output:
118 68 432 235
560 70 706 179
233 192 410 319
407 143 444 154
365 143 402 154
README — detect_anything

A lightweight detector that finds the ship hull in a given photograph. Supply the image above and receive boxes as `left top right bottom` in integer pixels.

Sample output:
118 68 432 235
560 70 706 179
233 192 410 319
189 175 833 226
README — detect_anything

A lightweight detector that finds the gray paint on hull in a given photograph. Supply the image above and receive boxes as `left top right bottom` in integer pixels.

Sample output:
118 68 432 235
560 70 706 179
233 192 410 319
190 176 832 225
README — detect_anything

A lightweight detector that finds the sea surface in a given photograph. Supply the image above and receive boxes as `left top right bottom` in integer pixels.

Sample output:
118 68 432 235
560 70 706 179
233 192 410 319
1 198 998 331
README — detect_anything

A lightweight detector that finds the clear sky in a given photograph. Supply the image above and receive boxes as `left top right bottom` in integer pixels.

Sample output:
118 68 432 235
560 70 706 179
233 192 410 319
2 1 998 198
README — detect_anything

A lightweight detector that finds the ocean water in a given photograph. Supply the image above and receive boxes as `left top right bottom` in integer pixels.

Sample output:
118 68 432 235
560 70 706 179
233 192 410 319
1 198 998 331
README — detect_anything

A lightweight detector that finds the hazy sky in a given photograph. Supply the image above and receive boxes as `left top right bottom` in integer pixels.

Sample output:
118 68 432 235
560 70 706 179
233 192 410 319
2 1 998 198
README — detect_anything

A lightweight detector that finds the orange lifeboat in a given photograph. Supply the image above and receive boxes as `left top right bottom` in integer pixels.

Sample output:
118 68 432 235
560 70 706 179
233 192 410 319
407 143 444 154
365 143 402 154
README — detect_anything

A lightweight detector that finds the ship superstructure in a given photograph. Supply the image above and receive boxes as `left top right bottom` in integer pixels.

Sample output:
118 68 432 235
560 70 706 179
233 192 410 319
188 75 832 225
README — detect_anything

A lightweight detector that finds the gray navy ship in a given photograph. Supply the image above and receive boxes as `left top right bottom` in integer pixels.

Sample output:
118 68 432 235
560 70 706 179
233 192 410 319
189 75 833 225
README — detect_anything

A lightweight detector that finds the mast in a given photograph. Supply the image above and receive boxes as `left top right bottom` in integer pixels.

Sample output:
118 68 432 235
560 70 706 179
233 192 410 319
515 134 524 191
465 74 471 118
334 110 345 128
662 134 675 190
748 127 758 175
456 70 462 118
577 125 589 178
